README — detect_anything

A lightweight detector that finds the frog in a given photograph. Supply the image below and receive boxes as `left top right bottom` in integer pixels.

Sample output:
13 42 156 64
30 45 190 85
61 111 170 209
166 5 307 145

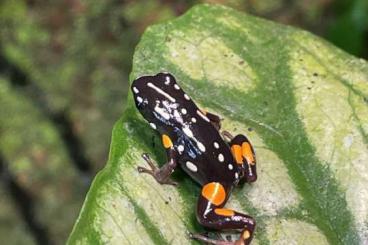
131 72 257 245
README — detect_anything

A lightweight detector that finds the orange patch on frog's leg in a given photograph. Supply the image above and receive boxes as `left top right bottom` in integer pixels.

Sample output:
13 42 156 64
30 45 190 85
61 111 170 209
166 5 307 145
241 142 255 165
242 230 251 240
231 145 243 164
162 134 173 148
201 182 226 206
214 208 235 217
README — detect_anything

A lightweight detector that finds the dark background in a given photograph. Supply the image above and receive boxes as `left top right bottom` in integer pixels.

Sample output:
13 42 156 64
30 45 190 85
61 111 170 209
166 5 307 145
0 0 367 244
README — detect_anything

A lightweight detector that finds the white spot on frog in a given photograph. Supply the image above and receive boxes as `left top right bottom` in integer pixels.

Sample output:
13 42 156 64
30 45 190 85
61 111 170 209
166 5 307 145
214 142 219 149
148 82 176 102
218 153 224 162
197 110 210 122
149 123 156 129
154 100 185 124
133 87 139 94
177 145 184 154
183 125 206 152
186 161 197 172
197 142 206 152
183 126 193 138
154 103 170 120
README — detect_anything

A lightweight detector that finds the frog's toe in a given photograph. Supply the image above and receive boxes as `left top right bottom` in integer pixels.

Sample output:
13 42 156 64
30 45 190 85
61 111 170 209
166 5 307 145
221 130 234 142
156 177 178 186
189 232 235 245
137 166 153 174
137 165 178 186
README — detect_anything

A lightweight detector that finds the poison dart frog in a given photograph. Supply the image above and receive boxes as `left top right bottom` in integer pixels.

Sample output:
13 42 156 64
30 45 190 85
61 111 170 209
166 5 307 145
131 72 257 245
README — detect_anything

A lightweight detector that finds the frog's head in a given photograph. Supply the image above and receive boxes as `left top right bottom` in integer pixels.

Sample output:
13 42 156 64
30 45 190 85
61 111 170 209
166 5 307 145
131 73 169 120
131 72 176 102
131 72 192 128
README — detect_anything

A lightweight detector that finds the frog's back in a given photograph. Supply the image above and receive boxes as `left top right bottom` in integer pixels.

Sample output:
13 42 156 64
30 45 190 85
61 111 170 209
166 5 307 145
176 124 238 185
131 73 237 185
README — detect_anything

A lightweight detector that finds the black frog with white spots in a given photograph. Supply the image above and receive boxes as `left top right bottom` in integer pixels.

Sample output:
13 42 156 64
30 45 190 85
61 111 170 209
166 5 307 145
132 72 258 245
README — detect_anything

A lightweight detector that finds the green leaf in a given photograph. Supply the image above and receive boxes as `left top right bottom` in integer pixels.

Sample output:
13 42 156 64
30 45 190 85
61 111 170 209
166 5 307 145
68 4 368 245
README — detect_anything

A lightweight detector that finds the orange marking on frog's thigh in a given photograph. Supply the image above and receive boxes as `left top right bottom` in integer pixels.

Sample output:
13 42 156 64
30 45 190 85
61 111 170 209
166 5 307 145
242 142 255 165
202 182 226 206
162 134 173 148
214 208 235 216
231 145 243 164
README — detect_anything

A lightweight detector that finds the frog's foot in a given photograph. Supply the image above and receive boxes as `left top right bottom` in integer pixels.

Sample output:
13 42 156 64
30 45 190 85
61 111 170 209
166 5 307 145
137 153 178 186
226 134 257 183
190 230 253 245
189 232 245 245
221 130 234 142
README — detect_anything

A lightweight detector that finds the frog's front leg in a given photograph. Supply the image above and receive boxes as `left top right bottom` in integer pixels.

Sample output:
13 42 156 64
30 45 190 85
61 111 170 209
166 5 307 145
137 134 178 186
193 182 256 244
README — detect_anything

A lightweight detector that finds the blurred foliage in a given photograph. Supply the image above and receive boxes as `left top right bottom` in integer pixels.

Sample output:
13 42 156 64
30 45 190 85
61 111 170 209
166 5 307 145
0 0 367 244
326 0 368 57
0 77 86 244
0 181 35 244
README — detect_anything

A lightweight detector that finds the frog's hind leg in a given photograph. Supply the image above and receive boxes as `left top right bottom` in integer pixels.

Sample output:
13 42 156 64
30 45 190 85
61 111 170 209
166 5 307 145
192 182 256 245
188 232 235 245
221 130 234 142
222 132 257 184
